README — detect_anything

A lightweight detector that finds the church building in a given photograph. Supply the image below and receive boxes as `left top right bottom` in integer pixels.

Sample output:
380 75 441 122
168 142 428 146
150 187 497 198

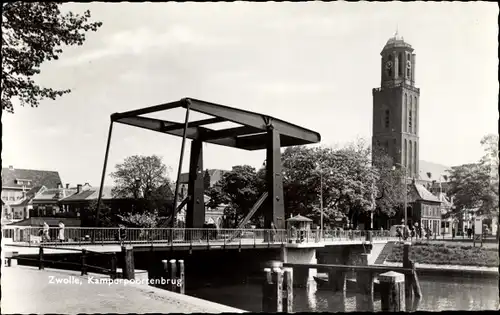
372 33 443 235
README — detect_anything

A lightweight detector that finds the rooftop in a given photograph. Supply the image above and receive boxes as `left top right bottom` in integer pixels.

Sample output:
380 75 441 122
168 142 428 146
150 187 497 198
1 167 62 190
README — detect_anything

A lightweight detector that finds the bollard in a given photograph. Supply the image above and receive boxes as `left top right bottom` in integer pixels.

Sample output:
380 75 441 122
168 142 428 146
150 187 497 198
282 268 293 313
379 271 405 312
121 245 135 280
356 253 374 312
169 259 177 292
39 247 44 270
81 249 88 276
178 260 185 294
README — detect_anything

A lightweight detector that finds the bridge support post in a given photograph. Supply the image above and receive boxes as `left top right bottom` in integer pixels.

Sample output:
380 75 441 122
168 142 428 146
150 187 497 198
356 253 374 312
110 253 117 280
121 245 135 280
186 139 205 231
379 271 404 312
265 128 285 230
81 249 88 276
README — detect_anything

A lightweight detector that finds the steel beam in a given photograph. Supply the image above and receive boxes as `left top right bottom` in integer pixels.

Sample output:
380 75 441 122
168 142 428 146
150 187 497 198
115 116 202 139
162 117 225 132
95 121 114 226
265 129 285 230
186 139 205 229
111 100 183 120
202 126 262 141
184 98 321 144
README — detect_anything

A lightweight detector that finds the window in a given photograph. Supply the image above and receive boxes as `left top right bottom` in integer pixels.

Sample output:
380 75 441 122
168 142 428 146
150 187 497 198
414 96 418 133
403 139 407 167
398 53 402 76
409 110 412 131
404 94 408 132
384 110 390 128
409 140 413 174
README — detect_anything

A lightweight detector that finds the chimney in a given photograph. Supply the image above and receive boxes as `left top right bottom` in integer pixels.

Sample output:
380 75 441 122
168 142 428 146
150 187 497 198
57 182 62 189
77 184 82 193
9 165 14 170
66 184 70 189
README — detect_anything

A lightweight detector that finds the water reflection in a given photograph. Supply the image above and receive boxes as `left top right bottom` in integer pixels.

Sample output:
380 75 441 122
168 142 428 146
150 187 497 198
187 275 498 312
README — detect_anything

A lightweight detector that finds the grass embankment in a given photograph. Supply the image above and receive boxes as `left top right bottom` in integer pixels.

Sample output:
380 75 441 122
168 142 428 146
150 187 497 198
386 241 499 267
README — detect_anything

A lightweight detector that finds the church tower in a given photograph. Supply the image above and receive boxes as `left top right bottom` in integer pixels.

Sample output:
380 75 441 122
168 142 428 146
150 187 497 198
372 32 420 179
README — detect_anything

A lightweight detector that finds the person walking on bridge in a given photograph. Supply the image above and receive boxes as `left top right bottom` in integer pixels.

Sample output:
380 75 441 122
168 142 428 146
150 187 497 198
42 222 50 242
58 221 65 242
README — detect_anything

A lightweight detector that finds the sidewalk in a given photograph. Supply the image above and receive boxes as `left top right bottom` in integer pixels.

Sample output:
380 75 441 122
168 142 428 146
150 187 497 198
1 266 246 314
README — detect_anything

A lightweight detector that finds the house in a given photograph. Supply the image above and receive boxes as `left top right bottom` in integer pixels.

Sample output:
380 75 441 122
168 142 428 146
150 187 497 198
178 169 228 198
2 166 62 221
9 186 47 221
31 184 77 217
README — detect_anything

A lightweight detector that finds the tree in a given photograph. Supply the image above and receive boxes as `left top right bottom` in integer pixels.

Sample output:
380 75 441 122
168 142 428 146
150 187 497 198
2 2 102 113
371 145 407 218
117 211 160 228
207 165 264 227
447 163 495 216
110 155 174 216
282 140 378 228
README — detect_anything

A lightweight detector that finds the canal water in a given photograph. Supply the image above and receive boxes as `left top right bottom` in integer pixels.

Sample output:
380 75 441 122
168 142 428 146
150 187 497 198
187 275 499 312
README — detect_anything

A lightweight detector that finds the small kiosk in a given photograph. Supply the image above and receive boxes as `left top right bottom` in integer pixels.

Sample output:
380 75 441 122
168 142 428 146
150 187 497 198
286 214 313 243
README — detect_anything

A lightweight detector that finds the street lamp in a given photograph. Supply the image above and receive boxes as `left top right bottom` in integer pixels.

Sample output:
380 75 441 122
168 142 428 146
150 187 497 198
316 162 332 241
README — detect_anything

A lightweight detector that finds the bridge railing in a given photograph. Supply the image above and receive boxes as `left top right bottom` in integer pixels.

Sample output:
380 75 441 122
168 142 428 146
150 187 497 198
1 226 290 246
2 226 395 246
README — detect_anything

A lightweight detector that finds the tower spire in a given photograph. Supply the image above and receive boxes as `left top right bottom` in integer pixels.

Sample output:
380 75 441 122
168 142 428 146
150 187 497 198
395 24 399 37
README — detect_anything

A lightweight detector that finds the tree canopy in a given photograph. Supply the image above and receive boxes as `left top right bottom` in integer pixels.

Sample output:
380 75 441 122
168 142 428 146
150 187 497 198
110 155 174 216
2 2 102 113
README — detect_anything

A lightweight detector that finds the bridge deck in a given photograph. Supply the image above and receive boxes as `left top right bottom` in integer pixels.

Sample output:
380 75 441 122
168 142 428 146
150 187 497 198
1 265 245 314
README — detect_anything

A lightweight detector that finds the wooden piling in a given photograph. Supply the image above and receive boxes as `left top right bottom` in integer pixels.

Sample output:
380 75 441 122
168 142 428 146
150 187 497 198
39 247 44 270
162 259 169 290
262 267 284 312
379 271 405 312
356 253 374 312
169 259 177 292
282 267 293 313
403 242 414 310
262 268 272 312
178 260 185 294
121 245 135 280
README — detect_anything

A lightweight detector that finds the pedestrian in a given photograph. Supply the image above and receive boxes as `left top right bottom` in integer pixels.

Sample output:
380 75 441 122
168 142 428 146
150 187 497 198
58 221 65 242
270 222 276 243
42 221 50 242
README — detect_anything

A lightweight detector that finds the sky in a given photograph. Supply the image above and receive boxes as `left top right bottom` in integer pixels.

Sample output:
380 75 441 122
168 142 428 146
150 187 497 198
1 2 498 187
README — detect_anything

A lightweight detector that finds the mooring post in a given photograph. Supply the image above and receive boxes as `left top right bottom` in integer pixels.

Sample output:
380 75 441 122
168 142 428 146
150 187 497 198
282 267 293 313
328 265 346 312
409 260 422 299
379 271 405 312
81 249 88 276
403 242 414 310
178 260 185 294
356 253 374 312
169 259 178 292
121 245 135 280
39 247 44 270
271 267 284 312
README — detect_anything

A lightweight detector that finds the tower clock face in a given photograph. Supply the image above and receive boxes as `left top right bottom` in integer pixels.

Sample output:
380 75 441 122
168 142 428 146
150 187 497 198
406 60 411 68
385 61 393 69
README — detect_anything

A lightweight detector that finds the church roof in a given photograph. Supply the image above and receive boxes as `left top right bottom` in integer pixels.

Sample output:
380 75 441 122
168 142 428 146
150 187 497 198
382 32 413 52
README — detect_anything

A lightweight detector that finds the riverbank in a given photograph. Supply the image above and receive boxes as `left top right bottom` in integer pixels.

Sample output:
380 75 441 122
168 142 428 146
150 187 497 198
1 265 246 314
379 261 498 279
386 241 499 267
